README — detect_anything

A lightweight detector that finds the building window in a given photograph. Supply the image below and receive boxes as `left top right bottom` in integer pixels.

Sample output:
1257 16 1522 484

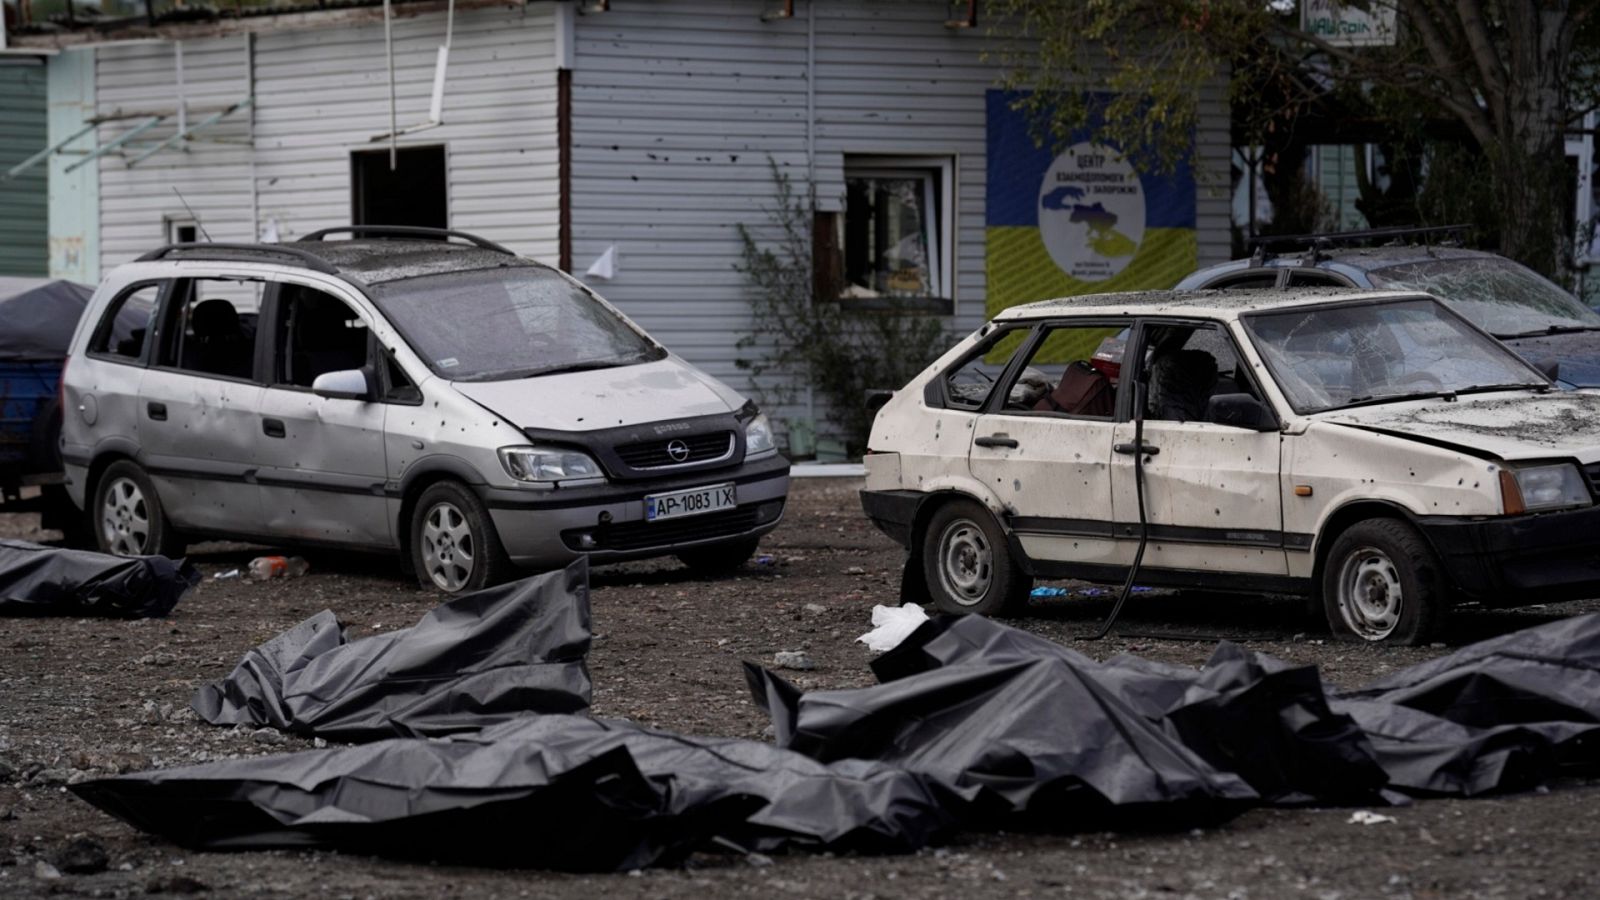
351 145 448 230
827 155 953 309
165 217 198 245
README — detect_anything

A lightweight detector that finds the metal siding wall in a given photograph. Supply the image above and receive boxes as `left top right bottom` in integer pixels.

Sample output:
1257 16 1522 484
94 5 558 275
0 61 50 277
96 38 255 273
571 0 1232 434
570 0 810 396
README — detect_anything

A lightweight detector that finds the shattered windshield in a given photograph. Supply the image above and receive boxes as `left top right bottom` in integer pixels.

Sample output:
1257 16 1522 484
371 268 664 382
1241 297 1547 414
1366 257 1600 337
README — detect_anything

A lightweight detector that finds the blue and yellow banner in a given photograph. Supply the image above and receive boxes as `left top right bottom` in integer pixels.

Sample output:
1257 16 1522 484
986 90 1197 330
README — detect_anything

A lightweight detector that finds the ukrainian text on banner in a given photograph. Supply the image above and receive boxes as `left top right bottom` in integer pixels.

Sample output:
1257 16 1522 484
985 90 1197 361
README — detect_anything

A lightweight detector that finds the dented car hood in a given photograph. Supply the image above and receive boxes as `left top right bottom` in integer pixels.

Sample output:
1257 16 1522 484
450 356 745 432
1318 391 1600 462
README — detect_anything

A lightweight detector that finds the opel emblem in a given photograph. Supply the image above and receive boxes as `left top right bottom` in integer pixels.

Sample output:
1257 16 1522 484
666 439 690 462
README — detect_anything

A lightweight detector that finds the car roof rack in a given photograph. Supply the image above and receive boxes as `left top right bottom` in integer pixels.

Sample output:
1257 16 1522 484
298 226 516 257
1248 224 1470 265
135 242 340 275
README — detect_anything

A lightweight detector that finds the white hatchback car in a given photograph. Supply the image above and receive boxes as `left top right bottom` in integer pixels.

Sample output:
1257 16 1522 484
862 288 1600 644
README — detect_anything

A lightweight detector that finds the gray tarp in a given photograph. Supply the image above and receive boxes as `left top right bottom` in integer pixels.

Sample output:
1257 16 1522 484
0 279 95 361
192 559 593 741
70 590 1600 871
0 539 196 618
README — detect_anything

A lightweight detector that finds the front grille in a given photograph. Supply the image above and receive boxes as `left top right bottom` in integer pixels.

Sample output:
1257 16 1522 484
1585 463 1600 497
614 432 735 470
566 507 763 553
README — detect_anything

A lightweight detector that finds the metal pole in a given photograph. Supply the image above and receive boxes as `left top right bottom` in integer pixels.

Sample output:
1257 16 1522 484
2 121 97 182
384 0 397 171
175 41 187 137
64 116 166 174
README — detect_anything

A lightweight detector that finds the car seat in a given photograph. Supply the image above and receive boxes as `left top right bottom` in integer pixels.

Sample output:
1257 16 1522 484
184 299 253 379
1147 349 1218 421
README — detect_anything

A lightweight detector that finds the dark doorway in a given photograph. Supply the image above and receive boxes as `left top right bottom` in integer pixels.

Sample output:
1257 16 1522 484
351 145 448 230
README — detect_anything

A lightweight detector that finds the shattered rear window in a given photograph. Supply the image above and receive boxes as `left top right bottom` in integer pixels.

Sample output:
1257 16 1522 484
1366 257 1600 337
371 268 664 381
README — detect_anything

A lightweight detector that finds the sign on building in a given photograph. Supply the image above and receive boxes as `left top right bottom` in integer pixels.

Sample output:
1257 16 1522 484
1300 0 1397 47
985 90 1196 345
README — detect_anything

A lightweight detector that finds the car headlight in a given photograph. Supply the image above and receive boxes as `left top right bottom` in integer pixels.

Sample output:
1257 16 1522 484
1502 463 1591 513
745 413 776 457
498 445 603 483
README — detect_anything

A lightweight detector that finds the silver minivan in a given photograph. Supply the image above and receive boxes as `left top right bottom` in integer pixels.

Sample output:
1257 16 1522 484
60 228 790 592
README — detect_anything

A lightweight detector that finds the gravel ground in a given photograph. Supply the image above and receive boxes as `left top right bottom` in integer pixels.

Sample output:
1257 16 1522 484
3 478 1600 898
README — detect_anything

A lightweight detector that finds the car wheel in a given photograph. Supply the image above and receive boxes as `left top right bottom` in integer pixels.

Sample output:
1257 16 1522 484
1321 518 1446 645
94 460 185 558
676 536 760 575
920 498 1031 617
411 481 513 594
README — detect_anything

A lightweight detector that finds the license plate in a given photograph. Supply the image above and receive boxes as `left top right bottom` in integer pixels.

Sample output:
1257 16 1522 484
645 483 737 521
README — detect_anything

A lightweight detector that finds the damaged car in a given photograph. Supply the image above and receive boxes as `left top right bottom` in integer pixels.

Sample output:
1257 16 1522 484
862 288 1600 644
1176 228 1600 387
60 227 789 592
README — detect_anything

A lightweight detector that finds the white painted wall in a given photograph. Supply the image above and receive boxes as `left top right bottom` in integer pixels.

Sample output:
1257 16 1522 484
93 4 559 276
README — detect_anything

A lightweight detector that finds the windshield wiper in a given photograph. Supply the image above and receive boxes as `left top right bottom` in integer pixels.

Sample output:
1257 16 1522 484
1332 390 1459 411
1497 324 1600 339
1455 382 1552 395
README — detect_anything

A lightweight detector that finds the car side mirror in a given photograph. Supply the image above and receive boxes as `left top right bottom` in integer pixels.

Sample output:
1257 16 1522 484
311 368 373 401
1205 393 1278 431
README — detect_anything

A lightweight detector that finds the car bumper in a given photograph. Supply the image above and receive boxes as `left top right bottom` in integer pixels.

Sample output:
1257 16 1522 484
860 489 923 550
1419 506 1600 604
483 454 790 568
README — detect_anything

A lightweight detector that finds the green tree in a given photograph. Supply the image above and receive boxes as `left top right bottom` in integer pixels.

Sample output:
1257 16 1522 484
987 0 1599 278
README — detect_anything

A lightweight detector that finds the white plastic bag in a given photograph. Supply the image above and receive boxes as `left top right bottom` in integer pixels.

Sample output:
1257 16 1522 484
856 604 930 653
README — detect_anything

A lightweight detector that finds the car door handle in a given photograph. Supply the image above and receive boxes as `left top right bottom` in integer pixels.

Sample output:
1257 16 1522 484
146 402 167 421
262 418 286 439
1114 442 1159 456
975 435 1019 449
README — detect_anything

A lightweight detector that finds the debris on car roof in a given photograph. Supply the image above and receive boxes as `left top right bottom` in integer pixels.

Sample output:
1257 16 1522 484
192 559 593 741
0 539 197 618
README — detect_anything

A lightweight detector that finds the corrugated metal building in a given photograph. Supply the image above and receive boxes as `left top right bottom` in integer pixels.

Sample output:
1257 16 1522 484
26 0 1231 443
0 58 49 277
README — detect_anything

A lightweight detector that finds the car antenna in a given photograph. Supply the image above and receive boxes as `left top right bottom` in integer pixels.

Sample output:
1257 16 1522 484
171 187 213 243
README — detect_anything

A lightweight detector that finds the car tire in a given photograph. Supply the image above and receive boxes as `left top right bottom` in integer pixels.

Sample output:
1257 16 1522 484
411 481 513 594
1321 518 1447 645
920 498 1031 617
676 536 760 575
93 460 185 558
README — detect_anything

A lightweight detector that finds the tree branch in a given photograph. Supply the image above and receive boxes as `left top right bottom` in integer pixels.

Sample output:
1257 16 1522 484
1450 0 1508 118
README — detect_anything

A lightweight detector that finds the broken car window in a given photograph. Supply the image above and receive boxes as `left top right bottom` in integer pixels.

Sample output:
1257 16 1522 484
1001 325 1125 417
1242 297 1547 414
943 327 1029 410
1367 257 1600 338
371 269 665 382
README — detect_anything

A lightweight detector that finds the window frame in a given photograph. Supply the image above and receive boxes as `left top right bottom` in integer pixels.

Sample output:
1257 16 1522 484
263 281 378 394
86 280 169 368
985 319 1133 422
835 153 956 313
1125 316 1281 430
149 275 269 385
929 323 1033 412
